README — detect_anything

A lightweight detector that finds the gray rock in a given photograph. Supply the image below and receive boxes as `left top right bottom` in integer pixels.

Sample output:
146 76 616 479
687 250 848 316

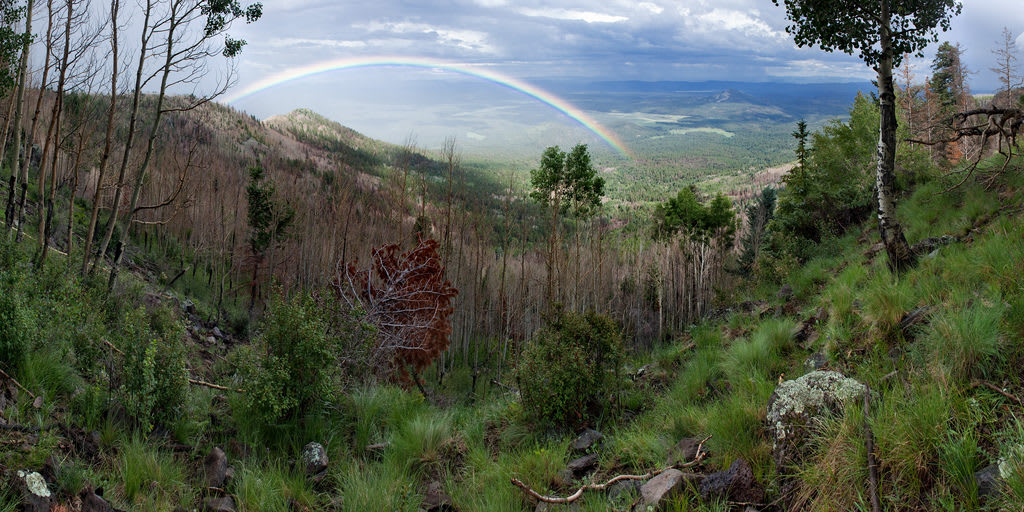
212 326 223 338
203 496 236 512
301 442 329 475
13 470 51 512
976 463 1002 499
181 299 196 315
637 469 685 510
421 480 456 511
570 429 603 454
206 336 217 344
766 371 866 469
699 458 763 503
204 446 228 488
566 453 599 476
667 437 703 466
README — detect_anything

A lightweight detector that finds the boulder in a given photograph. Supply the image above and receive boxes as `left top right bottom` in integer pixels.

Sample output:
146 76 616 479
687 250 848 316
204 446 228 488
203 496 236 512
976 463 1002 499
566 453 599 476
666 437 703 466
766 371 866 469
698 458 763 503
301 442 329 476
79 486 113 512
13 470 51 512
636 469 685 510
570 429 603 454
212 326 224 339
421 480 456 511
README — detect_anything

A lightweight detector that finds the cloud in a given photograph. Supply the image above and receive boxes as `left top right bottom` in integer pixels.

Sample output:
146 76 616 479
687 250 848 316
268 38 367 49
518 8 628 24
357 21 496 53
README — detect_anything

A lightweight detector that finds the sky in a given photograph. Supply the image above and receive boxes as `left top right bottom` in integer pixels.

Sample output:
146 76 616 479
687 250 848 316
225 0 1024 146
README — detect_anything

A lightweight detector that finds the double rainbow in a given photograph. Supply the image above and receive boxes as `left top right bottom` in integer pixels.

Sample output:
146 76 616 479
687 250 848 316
225 56 632 158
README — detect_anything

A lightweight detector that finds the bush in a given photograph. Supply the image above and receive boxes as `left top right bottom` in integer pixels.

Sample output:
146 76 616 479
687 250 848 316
0 271 33 372
119 307 188 431
517 308 623 429
237 291 338 425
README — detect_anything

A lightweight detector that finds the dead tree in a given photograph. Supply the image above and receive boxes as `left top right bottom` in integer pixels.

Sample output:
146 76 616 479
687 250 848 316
908 107 1023 189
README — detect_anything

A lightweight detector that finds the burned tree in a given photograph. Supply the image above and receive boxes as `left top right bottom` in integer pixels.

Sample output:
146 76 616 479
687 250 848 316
333 238 458 382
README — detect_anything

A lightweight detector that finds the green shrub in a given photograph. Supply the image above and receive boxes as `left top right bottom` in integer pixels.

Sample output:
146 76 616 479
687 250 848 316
517 309 623 429
0 273 33 372
119 307 188 431
237 291 338 425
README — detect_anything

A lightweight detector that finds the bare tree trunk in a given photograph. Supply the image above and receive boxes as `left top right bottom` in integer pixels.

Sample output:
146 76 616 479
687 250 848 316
6 0 35 230
92 0 154 275
81 0 119 275
875 2 916 272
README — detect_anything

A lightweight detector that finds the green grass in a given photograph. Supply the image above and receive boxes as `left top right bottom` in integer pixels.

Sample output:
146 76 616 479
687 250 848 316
117 436 192 509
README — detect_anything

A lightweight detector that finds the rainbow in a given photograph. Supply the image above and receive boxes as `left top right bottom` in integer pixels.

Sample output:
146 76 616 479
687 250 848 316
225 56 632 158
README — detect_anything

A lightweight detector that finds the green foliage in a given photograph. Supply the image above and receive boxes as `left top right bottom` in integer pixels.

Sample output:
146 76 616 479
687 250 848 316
118 436 190 507
0 268 33 371
769 96 878 260
771 0 961 70
939 430 980 509
517 309 624 429
529 144 605 219
738 187 776 274
929 41 967 110
653 186 737 244
246 166 295 257
118 307 188 432
236 292 337 426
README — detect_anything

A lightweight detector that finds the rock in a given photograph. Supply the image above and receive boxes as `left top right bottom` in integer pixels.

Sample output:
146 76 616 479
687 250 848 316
897 306 933 339
79 486 113 512
301 442 329 475
666 437 703 466
566 453 599 476
636 469 685 510
792 307 826 349
699 458 763 503
607 478 642 499
204 446 229 488
181 299 196 315
13 470 51 512
204 496 236 512
206 336 217 344
570 429 603 454
767 371 867 469
976 463 1002 499
803 352 827 371
421 480 456 511
212 326 224 338
776 284 793 300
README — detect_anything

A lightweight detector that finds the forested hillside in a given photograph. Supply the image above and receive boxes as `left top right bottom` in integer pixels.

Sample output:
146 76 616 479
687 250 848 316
2 0 1024 510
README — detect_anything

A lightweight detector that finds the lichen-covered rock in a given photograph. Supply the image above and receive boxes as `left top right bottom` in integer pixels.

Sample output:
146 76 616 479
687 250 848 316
766 370 866 469
301 442 329 476
14 470 51 512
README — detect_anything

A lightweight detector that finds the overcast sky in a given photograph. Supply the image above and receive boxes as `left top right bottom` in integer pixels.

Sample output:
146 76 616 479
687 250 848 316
225 0 1024 140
